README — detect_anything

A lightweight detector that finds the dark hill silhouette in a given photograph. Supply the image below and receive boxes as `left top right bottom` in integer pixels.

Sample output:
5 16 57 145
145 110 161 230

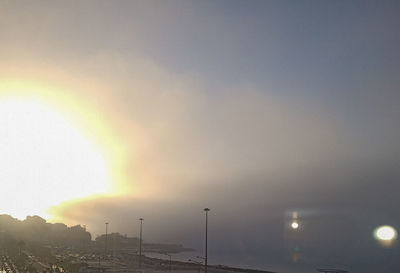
0 214 91 247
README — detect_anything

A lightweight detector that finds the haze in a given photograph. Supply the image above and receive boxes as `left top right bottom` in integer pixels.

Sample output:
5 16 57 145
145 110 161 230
1 1 399 272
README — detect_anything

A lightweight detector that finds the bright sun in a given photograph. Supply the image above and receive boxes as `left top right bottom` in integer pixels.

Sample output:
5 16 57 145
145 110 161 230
0 96 111 219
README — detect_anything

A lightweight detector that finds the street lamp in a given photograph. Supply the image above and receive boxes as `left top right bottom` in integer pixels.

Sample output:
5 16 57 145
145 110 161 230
105 222 109 256
139 218 144 269
203 208 210 273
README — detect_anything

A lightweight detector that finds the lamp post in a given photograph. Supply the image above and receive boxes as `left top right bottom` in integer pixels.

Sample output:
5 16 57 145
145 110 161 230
105 222 109 256
204 208 210 273
139 218 144 269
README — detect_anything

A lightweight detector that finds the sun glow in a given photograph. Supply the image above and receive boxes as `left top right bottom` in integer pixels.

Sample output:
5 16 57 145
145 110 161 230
0 81 125 220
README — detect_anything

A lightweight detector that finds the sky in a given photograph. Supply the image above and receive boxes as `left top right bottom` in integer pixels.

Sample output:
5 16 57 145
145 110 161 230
1 1 400 272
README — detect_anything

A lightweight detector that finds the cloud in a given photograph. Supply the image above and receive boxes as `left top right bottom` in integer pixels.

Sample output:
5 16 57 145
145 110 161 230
0 52 358 270
1 50 357 193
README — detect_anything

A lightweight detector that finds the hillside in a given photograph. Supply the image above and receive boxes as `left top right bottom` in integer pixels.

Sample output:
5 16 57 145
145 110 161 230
0 214 91 248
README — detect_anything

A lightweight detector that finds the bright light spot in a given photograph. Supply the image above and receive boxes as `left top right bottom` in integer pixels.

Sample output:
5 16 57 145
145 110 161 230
0 98 111 219
291 221 299 229
374 225 397 241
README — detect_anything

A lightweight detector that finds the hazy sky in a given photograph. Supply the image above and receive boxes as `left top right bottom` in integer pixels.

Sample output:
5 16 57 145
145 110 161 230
1 1 400 273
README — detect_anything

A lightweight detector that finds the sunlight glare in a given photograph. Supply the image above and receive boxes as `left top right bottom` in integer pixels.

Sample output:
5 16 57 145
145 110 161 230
374 225 397 241
0 96 111 219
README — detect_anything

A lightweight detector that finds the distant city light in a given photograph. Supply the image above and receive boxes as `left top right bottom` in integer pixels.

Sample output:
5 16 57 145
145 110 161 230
374 225 397 241
291 221 299 229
